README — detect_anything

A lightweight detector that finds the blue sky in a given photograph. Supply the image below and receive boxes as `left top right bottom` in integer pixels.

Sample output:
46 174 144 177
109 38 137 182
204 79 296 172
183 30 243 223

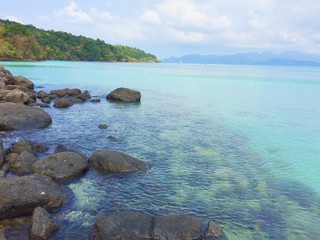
1 0 319 59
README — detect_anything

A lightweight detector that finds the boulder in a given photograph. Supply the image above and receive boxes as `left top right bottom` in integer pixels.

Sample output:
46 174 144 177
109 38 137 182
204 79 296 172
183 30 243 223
0 67 13 78
93 211 228 240
30 207 58 240
33 151 89 181
50 89 69 98
40 97 51 104
6 140 48 155
54 144 75 153
0 102 52 131
0 174 66 219
4 89 30 104
53 97 73 108
37 90 49 99
5 85 29 92
106 87 141 103
89 150 148 173
0 139 3 168
6 151 38 175
13 76 34 90
98 124 108 129
68 88 81 96
76 90 91 101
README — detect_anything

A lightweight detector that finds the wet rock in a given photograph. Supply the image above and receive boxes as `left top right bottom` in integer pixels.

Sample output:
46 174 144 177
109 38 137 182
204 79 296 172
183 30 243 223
76 90 91 101
30 207 58 240
68 88 81 96
71 98 83 104
106 87 141 103
40 97 51 104
6 140 48 155
0 103 52 131
50 89 69 98
33 152 89 181
205 221 228 240
53 97 73 108
93 211 227 240
91 99 101 103
93 211 153 240
6 151 38 175
37 90 49 99
49 94 58 100
0 139 3 167
98 124 108 129
29 102 50 108
4 89 30 104
13 76 34 90
89 150 148 173
0 174 66 219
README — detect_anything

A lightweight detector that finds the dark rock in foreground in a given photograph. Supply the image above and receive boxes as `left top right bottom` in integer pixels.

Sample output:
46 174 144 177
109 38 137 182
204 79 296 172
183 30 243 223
30 207 58 240
33 151 89 181
6 151 38 175
89 150 148 173
6 140 48 155
0 102 52 131
93 211 228 240
106 87 141 103
0 174 66 219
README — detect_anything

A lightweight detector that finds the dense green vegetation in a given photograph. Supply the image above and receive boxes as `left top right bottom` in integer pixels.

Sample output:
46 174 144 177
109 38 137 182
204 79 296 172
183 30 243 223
0 19 158 62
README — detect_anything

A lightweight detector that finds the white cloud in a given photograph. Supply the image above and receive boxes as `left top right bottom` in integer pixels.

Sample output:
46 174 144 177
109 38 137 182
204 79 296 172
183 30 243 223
55 1 92 24
141 10 161 25
90 7 113 21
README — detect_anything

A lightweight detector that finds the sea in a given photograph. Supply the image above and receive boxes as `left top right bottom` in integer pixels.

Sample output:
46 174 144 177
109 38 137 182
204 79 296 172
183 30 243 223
1 61 320 239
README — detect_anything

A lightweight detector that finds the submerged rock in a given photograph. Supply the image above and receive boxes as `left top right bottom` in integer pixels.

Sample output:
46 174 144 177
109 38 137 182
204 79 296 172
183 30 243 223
98 124 108 129
93 211 227 240
33 151 89 181
30 207 58 240
0 174 66 219
0 102 52 131
106 87 141 103
89 150 148 173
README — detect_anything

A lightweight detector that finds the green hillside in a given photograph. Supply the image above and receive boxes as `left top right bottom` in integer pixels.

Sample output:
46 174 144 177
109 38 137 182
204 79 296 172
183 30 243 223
0 19 158 62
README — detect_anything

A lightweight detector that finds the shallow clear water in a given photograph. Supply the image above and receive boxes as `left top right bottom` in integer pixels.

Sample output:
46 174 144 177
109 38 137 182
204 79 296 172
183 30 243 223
1 61 320 239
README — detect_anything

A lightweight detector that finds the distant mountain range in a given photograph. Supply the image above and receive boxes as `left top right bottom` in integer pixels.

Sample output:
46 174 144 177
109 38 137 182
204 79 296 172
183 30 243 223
162 52 320 66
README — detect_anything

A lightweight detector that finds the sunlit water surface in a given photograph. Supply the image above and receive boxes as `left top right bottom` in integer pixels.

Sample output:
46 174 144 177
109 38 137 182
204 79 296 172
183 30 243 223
1 61 320 239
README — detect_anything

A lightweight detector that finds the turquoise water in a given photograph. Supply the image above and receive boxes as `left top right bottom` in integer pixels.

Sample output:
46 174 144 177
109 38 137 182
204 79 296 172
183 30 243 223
1 61 320 239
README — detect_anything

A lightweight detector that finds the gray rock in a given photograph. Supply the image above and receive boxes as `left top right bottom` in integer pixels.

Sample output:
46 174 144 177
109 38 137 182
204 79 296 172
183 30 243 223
93 211 228 240
30 207 58 240
6 151 38 175
0 102 52 131
53 97 73 108
6 140 48 155
106 87 141 103
89 150 148 173
40 97 51 104
71 98 83 104
33 151 89 181
68 88 81 96
0 174 66 219
13 76 34 90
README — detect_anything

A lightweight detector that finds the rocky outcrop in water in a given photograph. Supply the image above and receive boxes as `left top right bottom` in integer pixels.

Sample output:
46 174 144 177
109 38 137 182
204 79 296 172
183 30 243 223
0 174 66 219
93 211 228 240
6 140 48 155
89 150 148 173
33 151 89 181
30 207 59 240
0 102 52 131
106 87 141 103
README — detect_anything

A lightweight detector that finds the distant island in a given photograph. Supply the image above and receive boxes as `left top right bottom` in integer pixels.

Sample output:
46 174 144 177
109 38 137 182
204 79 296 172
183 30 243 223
162 52 320 66
0 19 158 62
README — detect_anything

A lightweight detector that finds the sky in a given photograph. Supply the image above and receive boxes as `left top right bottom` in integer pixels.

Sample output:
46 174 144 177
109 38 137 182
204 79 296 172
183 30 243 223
1 0 320 59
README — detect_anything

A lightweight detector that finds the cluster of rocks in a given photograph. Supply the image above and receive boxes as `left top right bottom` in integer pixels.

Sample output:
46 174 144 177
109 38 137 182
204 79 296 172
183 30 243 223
0 66 228 239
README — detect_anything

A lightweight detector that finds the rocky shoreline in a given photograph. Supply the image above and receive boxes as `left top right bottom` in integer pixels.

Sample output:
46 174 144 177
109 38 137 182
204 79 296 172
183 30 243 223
0 66 228 239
